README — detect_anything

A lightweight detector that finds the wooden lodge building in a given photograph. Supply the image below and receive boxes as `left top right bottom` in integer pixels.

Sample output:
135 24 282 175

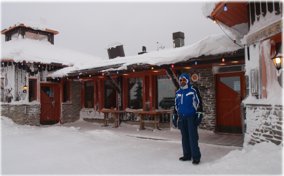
50 33 246 134
2 2 282 147
1 22 247 138
1 23 103 125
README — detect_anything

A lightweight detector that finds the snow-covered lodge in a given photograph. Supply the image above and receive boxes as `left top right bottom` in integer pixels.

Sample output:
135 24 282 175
1 23 103 125
1 22 245 133
1 1 282 146
207 1 282 145
61 34 245 133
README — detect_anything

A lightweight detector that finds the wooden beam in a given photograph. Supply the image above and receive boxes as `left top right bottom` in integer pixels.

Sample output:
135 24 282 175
105 74 121 93
164 67 179 89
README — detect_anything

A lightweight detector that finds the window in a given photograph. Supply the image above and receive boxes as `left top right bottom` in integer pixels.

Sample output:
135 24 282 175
63 80 71 102
25 31 48 41
1 77 4 102
29 79 37 102
250 69 259 97
250 1 282 26
267 2 273 13
104 80 117 108
84 81 94 108
128 78 143 109
274 2 281 15
261 2 267 17
157 75 176 109
250 2 255 25
220 76 241 94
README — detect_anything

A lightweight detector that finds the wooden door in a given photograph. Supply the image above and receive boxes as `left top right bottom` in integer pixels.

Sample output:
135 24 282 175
216 72 245 133
40 83 61 125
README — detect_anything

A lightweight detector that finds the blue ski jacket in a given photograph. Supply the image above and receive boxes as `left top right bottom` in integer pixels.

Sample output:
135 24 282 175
175 73 200 118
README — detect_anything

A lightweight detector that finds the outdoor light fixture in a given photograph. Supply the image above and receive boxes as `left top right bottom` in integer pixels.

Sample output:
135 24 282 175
171 64 175 68
23 85 28 93
272 53 282 70
272 43 282 71
223 4 228 11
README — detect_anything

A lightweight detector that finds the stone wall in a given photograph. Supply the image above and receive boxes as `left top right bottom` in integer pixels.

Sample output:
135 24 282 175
191 68 216 131
1 103 41 126
61 81 81 123
244 104 282 145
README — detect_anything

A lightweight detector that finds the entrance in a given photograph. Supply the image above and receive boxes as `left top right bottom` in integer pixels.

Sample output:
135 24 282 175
40 83 61 125
216 72 245 133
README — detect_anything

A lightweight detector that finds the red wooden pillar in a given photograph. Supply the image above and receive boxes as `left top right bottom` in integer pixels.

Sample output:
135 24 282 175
260 42 267 98
122 76 128 110
81 81 85 108
143 75 149 110
151 75 157 110
97 78 104 110
94 78 97 110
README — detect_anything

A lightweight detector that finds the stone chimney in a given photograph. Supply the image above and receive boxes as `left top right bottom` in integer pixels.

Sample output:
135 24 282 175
107 43 125 59
173 31 185 48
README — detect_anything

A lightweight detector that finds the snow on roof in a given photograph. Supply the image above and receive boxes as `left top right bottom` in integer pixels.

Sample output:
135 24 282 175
201 2 217 18
76 33 241 71
1 38 105 67
107 42 123 49
49 33 242 78
1 21 59 35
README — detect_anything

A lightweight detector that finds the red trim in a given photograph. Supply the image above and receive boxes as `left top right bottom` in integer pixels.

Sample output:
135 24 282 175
122 77 128 110
94 79 98 109
81 81 85 108
97 78 104 110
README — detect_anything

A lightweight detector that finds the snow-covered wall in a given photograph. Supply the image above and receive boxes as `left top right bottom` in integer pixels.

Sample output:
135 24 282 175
244 104 282 145
243 39 283 145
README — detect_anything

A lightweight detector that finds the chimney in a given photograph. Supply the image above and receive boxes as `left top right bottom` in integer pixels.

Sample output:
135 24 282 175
138 46 147 55
173 31 185 48
107 44 125 59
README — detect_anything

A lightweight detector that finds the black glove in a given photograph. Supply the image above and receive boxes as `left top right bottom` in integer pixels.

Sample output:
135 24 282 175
172 114 178 128
196 112 203 126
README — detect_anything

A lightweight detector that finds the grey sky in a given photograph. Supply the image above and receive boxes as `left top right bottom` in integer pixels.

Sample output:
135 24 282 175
1 1 221 59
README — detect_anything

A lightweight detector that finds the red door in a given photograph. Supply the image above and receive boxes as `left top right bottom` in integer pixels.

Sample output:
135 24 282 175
40 83 61 125
216 72 245 133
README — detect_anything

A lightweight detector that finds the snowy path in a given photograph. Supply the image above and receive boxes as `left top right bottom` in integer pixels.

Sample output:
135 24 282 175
1 117 282 175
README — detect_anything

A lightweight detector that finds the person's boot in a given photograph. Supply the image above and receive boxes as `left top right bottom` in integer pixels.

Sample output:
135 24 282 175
179 156 191 161
192 159 200 165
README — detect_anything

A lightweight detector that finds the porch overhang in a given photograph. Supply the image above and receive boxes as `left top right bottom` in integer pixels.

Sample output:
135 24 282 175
209 2 249 27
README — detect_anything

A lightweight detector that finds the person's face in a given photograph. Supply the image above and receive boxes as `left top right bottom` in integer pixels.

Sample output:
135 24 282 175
179 77 187 87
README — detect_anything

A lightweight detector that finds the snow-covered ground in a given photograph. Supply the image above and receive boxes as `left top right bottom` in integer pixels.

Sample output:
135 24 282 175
1 116 282 175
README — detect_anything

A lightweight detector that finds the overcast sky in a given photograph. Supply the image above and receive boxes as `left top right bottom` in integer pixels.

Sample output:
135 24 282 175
1 1 221 59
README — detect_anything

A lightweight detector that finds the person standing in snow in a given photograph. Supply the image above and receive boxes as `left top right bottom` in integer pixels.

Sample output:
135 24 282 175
174 73 202 165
